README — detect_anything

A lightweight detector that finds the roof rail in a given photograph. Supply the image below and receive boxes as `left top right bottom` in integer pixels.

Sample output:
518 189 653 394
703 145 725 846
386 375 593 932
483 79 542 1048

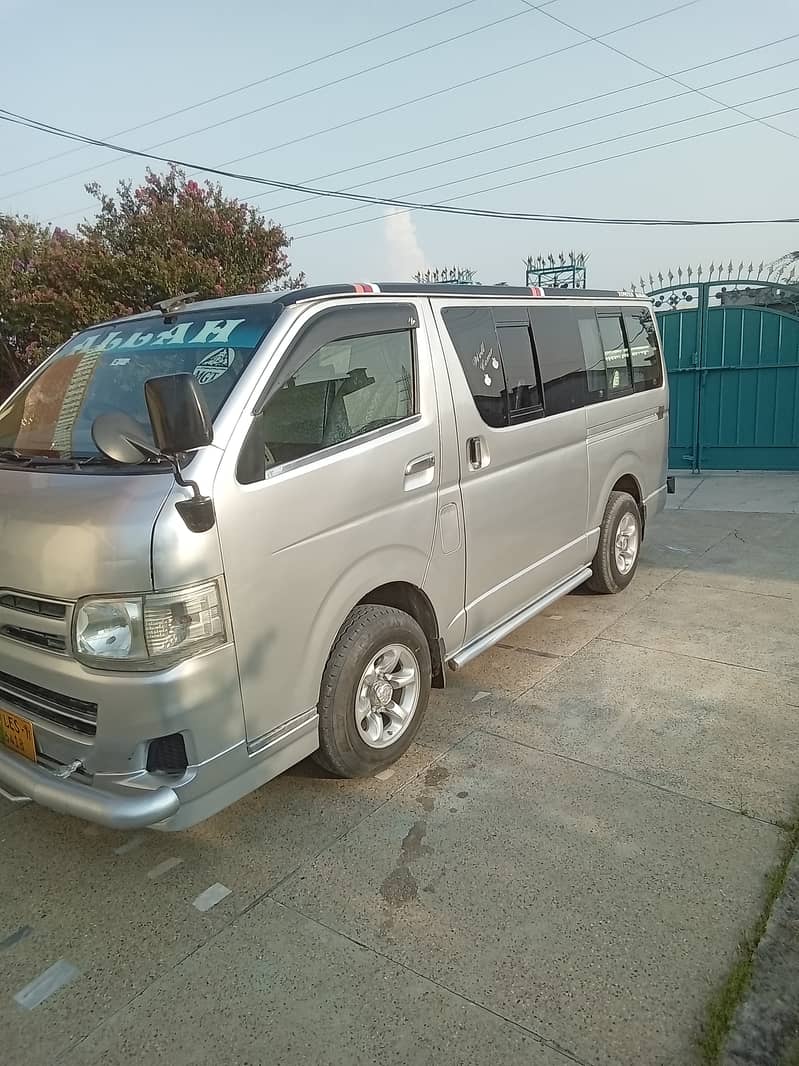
275 282 624 306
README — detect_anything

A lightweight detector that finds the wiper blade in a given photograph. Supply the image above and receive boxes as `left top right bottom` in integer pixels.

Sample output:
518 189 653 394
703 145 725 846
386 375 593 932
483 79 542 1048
0 449 35 466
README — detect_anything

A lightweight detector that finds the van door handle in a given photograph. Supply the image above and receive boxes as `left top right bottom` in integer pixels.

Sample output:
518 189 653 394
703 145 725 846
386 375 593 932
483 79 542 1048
467 436 484 469
656 404 666 420
404 453 435 477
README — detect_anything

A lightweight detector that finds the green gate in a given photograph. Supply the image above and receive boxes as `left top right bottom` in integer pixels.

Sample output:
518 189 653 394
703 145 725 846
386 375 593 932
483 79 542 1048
634 263 799 471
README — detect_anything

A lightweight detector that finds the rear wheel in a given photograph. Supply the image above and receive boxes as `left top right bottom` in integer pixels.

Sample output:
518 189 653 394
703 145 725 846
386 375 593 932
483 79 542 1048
313 605 431 777
586 490 641 594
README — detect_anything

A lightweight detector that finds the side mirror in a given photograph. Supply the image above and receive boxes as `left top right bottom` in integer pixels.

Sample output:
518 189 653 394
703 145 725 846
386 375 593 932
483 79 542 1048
144 374 215 534
144 374 213 456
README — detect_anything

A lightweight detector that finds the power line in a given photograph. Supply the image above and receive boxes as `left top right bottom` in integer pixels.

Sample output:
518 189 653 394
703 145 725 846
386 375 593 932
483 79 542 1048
287 85 799 228
1 0 558 203
0 105 795 227
0 0 483 181
252 35 799 212
201 0 701 177
36 0 703 226
271 56 799 219
522 0 799 143
292 103 799 239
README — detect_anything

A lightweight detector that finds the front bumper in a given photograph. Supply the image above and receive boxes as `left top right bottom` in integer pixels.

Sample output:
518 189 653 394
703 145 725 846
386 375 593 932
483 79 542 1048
0 747 178 828
0 638 249 829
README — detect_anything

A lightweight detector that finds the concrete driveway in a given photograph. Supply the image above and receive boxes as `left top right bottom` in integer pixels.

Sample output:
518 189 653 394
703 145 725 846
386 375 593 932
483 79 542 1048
2 476 797 1066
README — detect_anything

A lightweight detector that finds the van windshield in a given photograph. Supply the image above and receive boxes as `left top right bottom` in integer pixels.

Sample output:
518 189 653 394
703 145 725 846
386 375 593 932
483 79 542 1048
0 304 281 464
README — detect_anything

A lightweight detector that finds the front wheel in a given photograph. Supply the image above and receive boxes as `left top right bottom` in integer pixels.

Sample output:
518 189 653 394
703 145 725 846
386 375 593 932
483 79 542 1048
313 605 432 777
586 490 642 594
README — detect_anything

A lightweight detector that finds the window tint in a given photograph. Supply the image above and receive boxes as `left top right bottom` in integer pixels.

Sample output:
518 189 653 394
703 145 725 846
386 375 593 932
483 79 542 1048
597 314 632 394
530 308 589 414
245 330 414 475
496 325 541 417
442 308 506 428
577 313 608 400
624 309 663 391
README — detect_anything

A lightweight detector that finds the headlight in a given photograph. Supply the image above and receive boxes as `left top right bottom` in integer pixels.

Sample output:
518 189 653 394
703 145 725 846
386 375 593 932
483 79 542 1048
74 580 226 670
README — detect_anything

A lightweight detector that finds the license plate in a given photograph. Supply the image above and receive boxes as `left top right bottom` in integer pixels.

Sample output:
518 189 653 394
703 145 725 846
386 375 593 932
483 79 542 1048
0 709 37 763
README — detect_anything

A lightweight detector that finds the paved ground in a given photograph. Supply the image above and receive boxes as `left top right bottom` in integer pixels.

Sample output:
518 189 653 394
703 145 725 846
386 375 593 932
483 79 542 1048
2 476 798 1066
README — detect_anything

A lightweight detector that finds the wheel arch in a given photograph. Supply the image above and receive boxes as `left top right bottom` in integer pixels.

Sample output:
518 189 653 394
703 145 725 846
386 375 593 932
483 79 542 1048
358 582 445 688
589 457 646 538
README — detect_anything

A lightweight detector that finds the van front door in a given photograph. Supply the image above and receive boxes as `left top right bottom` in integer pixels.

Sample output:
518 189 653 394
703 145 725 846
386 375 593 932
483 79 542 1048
214 301 440 749
434 301 589 642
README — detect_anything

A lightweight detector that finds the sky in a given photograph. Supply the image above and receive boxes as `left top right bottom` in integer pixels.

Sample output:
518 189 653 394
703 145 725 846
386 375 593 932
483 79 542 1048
1 0 797 289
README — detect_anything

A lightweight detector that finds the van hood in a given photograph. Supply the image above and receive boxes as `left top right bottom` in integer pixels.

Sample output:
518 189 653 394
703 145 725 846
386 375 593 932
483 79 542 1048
0 468 173 600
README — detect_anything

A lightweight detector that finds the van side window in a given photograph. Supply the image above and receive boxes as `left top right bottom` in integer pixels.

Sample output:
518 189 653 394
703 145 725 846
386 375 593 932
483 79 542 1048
495 324 543 421
442 308 506 428
624 308 663 391
576 312 608 401
238 329 415 483
530 308 589 414
597 313 633 395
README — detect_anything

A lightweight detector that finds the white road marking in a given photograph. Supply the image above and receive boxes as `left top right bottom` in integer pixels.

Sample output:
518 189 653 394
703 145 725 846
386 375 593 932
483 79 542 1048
192 883 231 912
14 960 79 1009
471 692 491 703
147 857 184 880
374 769 395 781
114 834 145 856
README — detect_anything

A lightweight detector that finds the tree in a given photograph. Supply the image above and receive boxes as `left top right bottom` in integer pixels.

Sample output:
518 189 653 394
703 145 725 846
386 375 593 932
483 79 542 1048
0 167 304 399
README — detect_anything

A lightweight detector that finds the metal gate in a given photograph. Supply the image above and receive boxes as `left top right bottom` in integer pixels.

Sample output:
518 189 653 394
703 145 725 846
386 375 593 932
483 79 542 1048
632 263 799 472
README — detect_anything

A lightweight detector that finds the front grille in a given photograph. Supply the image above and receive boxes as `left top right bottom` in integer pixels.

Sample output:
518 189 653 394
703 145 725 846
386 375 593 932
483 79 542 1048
0 593 66 620
0 670 97 736
0 590 70 655
1 625 66 653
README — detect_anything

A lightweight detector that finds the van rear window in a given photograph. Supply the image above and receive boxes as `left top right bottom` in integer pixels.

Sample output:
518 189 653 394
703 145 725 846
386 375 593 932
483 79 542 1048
0 305 281 461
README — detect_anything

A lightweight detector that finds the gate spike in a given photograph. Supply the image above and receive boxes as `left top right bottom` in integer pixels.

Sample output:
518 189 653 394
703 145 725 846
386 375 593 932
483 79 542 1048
640 276 647 291
668 269 674 284
709 262 715 278
658 271 664 286
747 262 753 277
737 260 744 276
697 264 703 280
649 272 655 288
677 266 683 284
687 265 693 280
727 260 734 278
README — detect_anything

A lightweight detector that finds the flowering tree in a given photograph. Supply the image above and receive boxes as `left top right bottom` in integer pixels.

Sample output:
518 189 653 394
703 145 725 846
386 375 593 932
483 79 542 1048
0 167 303 399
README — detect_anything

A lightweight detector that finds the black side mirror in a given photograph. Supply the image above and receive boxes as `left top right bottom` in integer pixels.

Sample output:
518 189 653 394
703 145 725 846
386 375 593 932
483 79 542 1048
144 373 213 456
144 374 215 534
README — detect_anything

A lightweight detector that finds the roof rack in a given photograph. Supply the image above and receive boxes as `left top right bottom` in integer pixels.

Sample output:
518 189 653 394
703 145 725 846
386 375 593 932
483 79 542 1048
275 282 626 307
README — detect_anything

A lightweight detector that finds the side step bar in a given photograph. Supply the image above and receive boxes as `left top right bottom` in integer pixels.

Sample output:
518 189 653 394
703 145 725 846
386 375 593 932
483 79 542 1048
447 566 592 671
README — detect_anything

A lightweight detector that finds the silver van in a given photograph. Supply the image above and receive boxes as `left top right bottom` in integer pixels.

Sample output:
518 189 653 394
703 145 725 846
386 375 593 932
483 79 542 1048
0 283 672 830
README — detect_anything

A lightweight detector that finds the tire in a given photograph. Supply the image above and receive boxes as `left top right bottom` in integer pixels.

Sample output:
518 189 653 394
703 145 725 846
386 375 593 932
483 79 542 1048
586 490 642 595
313 605 432 778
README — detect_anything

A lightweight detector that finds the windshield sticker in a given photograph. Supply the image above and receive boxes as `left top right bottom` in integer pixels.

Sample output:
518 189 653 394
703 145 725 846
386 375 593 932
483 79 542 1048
193 346 235 385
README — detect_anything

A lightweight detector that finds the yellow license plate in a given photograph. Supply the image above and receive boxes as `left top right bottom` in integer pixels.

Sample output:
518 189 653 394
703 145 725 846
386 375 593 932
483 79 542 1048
0 709 37 763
